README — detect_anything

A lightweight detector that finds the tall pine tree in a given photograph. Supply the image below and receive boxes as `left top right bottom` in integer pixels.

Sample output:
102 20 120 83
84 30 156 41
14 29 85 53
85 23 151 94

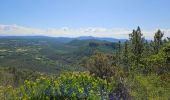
129 26 144 70
153 29 164 53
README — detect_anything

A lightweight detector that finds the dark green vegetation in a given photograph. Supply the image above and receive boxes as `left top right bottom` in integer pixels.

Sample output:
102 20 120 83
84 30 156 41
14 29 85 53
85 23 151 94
0 36 118 73
0 27 170 100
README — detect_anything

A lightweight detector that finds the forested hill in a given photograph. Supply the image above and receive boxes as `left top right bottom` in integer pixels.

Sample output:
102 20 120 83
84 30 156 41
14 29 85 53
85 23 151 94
0 36 120 73
0 27 170 99
0 36 126 43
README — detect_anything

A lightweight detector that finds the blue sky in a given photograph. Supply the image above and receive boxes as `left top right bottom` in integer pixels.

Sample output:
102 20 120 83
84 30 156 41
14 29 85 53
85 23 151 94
0 0 170 38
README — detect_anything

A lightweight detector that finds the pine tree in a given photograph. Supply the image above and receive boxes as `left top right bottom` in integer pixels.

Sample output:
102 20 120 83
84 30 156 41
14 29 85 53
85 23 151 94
143 40 151 57
117 41 121 65
153 29 164 53
129 26 145 69
122 41 129 71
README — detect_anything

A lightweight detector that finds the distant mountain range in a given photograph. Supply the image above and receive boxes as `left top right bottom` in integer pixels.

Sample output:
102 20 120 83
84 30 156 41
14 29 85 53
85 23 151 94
0 36 127 43
77 36 126 42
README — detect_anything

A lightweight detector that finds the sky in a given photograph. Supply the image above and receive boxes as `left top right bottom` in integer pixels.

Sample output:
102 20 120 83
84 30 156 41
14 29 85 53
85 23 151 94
0 0 170 39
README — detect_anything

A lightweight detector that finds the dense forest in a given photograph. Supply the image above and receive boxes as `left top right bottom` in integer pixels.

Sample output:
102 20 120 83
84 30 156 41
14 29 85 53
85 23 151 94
0 27 170 100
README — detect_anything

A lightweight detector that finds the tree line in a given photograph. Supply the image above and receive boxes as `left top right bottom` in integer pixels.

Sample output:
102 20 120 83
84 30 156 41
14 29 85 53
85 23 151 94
0 26 169 100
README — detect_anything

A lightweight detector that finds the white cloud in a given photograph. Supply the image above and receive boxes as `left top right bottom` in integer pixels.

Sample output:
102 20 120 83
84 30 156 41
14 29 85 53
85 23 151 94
0 24 169 39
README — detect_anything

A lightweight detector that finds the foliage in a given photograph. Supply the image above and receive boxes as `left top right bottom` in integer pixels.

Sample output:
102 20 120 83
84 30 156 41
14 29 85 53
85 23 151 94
0 27 170 100
128 74 170 100
82 52 116 80
129 26 145 70
144 42 170 74
0 67 43 87
153 30 164 53
0 72 116 100
0 37 116 73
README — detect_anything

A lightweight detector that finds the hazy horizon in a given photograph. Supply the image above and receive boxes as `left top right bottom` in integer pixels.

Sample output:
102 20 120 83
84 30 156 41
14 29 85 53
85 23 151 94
0 24 170 39
0 0 170 39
